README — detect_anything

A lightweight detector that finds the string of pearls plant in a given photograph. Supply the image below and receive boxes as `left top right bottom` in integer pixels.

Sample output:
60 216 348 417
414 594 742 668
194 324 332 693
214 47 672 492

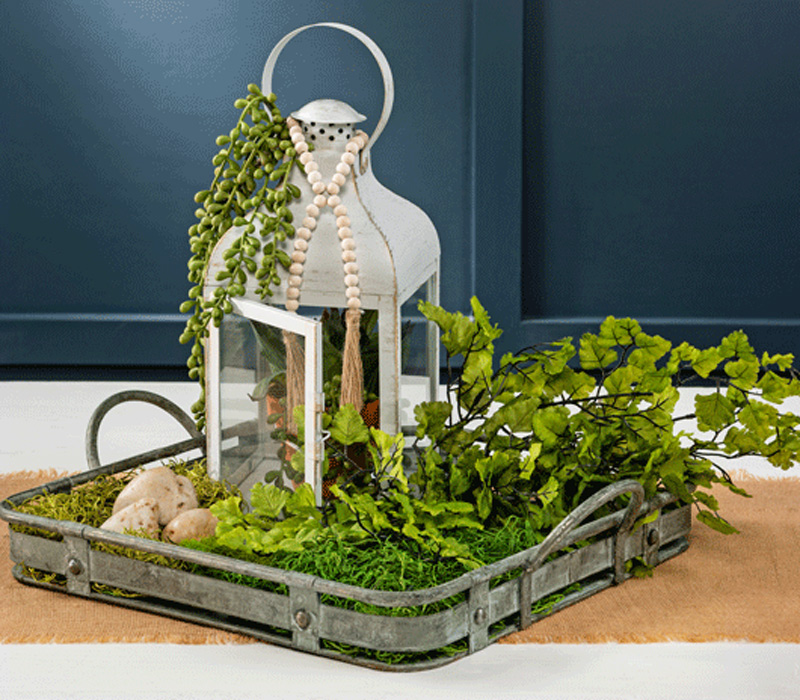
179 84 310 430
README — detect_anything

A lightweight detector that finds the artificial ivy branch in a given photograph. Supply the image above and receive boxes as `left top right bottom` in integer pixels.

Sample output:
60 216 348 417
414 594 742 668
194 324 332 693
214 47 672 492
178 84 311 429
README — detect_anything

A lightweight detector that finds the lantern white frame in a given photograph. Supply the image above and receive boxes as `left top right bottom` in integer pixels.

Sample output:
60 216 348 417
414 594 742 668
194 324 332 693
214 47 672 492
204 23 441 505
206 298 324 504
259 21 441 434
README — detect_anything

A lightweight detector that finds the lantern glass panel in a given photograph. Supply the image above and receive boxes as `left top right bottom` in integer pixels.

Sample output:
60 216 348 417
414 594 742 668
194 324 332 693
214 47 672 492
398 279 441 425
209 299 323 504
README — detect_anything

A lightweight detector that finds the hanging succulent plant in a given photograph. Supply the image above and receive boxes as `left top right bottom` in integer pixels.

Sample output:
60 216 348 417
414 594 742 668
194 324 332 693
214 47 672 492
178 84 310 430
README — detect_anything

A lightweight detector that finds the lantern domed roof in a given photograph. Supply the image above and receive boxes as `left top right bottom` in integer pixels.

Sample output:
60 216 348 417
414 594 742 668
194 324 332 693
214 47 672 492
290 99 366 125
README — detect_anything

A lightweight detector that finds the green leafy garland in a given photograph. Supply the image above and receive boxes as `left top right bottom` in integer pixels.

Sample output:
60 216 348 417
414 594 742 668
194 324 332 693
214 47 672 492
178 85 309 429
205 298 800 572
412 298 800 534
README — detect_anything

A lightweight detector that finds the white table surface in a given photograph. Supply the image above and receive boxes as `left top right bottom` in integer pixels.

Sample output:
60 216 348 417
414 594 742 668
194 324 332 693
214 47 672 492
2 381 799 700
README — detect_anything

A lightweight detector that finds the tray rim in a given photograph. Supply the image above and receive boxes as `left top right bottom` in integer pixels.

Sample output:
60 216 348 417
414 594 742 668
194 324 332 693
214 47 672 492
1 451 691 670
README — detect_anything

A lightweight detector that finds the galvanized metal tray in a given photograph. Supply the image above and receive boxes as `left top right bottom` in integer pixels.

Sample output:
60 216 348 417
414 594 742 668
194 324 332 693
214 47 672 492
0 391 691 671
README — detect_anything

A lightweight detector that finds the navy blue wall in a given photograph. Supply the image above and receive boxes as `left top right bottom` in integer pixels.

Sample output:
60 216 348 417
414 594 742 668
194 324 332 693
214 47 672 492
517 0 800 356
0 0 482 366
2 0 799 369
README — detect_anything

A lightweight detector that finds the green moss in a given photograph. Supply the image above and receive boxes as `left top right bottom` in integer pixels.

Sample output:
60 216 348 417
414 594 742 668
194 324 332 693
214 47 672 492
12 463 583 665
13 459 239 535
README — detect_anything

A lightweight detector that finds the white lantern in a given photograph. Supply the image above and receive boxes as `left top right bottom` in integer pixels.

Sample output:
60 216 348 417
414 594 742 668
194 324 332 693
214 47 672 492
204 24 440 505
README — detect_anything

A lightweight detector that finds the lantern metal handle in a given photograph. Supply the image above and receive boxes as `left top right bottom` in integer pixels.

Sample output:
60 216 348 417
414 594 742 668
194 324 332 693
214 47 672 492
261 22 394 161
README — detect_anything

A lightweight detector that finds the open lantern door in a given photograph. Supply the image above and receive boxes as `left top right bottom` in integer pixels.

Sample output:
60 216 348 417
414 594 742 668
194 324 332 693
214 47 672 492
206 298 324 504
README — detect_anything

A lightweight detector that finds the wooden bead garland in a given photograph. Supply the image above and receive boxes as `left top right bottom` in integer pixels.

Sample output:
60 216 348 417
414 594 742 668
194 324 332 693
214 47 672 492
284 116 369 410
284 117 367 313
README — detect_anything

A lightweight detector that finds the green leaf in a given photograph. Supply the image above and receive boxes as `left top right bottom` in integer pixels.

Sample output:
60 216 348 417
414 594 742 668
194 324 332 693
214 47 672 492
761 351 794 372
470 296 503 343
647 384 680 413
285 482 317 515
370 427 408 491
527 339 576 376
209 496 245 526
661 473 694 504
658 452 687 480
369 426 403 458
476 486 493 520
532 407 570 448
519 443 543 480
249 483 289 519
214 525 249 551
633 508 660 531
262 468 282 483
414 401 453 439
756 371 791 403
739 401 778 441
329 403 370 445
695 392 735 431
579 333 617 370
716 480 752 498
331 486 394 532
293 406 306 443
719 330 755 360
417 500 475 516
537 476 560 507
474 456 491 485
418 300 478 357
391 492 416 524
693 491 720 511
603 365 640 399
436 535 483 568
724 357 759 390
290 448 305 478
481 396 539 441
548 367 596 400
248 376 271 401
460 346 495 407
599 316 641 346
402 522 422 541
626 557 655 578
692 348 722 378
666 341 699 372
418 299 454 331
696 509 739 534
723 426 762 455
449 463 473 497
632 332 671 363
478 486 492 520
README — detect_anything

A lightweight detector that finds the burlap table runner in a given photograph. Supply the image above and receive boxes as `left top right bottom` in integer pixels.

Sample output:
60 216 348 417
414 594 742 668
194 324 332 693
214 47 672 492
1 470 798 644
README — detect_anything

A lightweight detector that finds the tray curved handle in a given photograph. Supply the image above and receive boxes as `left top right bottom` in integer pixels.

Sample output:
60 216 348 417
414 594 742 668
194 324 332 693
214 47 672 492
85 390 204 471
526 479 645 583
261 22 394 164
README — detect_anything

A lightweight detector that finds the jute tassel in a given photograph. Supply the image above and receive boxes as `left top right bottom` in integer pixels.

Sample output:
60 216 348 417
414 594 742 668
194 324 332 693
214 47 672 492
282 330 305 435
339 308 364 412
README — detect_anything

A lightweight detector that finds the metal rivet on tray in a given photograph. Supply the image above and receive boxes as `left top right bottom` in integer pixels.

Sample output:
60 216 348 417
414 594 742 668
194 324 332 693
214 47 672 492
67 558 83 576
473 607 487 625
295 609 310 629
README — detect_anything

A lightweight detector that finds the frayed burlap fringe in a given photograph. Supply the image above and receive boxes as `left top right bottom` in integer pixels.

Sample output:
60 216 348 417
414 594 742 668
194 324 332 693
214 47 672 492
2 468 71 483
502 475 800 644
728 469 800 483
2 471 799 645
0 631 256 645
